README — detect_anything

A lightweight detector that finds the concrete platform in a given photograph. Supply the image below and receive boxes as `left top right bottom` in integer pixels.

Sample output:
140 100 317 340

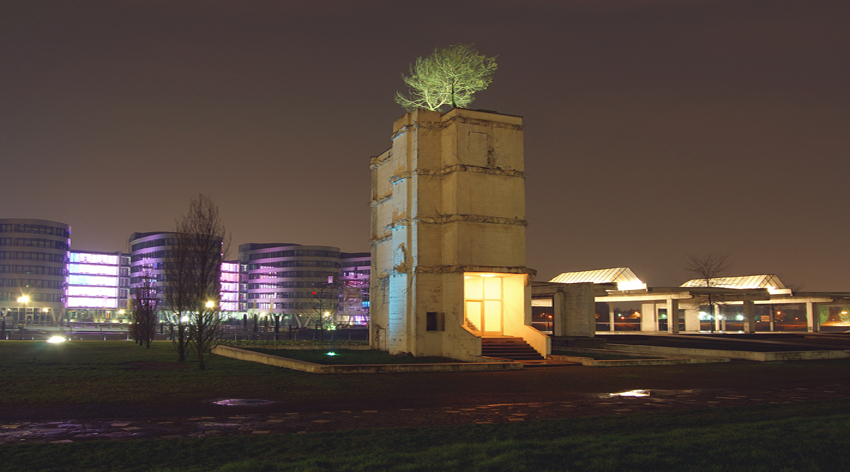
598 333 850 361
550 353 730 367
213 345 523 373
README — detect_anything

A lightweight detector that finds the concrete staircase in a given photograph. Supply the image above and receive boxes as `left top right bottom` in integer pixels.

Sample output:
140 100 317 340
482 336 544 360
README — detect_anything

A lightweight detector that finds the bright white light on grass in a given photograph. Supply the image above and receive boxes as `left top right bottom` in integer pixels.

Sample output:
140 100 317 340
326 351 337 356
46 336 66 344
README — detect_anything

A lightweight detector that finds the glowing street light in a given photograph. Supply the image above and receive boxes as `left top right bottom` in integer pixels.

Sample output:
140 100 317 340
206 300 215 309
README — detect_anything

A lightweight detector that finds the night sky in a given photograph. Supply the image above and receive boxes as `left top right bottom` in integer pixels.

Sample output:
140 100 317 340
2 1 848 290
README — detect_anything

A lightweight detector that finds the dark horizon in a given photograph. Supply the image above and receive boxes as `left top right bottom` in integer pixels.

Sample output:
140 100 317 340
2 0 848 290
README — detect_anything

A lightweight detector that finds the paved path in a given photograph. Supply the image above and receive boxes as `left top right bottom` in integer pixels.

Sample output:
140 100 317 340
2 383 847 444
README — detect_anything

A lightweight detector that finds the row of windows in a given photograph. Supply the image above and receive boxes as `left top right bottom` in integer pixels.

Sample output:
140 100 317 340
130 238 173 252
248 249 339 261
0 224 70 238
0 251 67 263
248 260 340 270
131 251 170 263
0 238 69 250
341 261 369 267
130 274 169 284
247 281 321 289
247 291 336 300
69 252 120 265
0 278 65 289
247 271 337 280
0 292 64 302
245 301 332 310
0 265 65 276
131 263 163 273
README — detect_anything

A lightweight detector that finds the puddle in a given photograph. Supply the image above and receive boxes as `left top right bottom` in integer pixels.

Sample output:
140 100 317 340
213 399 274 406
600 389 652 398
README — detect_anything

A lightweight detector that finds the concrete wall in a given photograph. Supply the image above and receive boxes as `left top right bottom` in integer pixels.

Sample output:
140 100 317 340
531 282 596 338
562 283 596 336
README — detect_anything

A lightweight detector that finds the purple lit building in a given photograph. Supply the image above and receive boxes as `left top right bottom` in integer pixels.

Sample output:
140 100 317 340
65 250 131 321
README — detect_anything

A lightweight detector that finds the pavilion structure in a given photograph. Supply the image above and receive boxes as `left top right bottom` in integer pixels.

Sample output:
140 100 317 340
546 269 850 333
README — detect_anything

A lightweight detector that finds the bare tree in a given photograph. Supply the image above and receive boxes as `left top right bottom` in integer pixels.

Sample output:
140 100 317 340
165 194 230 370
309 279 340 342
164 232 192 362
683 252 732 331
284 279 339 341
180 194 229 370
129 267 159 348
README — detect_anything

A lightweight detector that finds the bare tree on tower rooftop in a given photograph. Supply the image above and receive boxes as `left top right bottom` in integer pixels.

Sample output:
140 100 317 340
395 44 497 112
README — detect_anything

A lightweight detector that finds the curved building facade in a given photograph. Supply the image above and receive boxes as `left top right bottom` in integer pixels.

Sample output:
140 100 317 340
0 218 70 324
129 231 176 311
239 243 341 325
130 231 231 318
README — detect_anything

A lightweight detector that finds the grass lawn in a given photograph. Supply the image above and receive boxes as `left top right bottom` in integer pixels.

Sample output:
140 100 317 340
2 400 849 471
0 341 388 407
3 341 850 471
245 348 460 365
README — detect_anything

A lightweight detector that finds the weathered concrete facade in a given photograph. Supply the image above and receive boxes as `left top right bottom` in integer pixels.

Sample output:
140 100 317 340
370 109 547 361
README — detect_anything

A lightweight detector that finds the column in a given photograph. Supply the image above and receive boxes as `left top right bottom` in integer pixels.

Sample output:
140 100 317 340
768 304 775 332
742 301 755 334
713 304 721 332
667 299 679 333
806 302 820 332
608 304 616 332
640 303 657 332
683 302 700 332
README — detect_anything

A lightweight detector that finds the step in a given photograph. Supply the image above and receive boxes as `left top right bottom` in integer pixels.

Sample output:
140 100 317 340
482 336 544 361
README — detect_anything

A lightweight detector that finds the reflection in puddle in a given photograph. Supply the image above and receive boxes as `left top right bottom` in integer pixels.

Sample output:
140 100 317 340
213 399 274 406
602 389 652 398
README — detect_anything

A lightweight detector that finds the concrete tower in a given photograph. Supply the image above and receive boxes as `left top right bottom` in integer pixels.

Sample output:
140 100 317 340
370 109 549 361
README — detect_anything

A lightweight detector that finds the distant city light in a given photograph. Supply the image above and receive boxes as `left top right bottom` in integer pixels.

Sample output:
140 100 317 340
47 336 66 344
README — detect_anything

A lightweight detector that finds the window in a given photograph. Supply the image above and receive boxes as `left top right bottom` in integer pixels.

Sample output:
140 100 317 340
426 312 444 331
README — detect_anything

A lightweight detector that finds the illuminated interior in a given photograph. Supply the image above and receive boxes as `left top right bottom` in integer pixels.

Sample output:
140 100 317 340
463 272 526 336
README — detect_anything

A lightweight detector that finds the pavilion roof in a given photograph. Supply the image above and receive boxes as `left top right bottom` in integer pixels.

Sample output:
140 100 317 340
681 274 787 293
550 267 646 291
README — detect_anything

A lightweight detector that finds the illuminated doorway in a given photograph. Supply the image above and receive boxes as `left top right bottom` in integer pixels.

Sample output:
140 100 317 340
464 274 504 335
